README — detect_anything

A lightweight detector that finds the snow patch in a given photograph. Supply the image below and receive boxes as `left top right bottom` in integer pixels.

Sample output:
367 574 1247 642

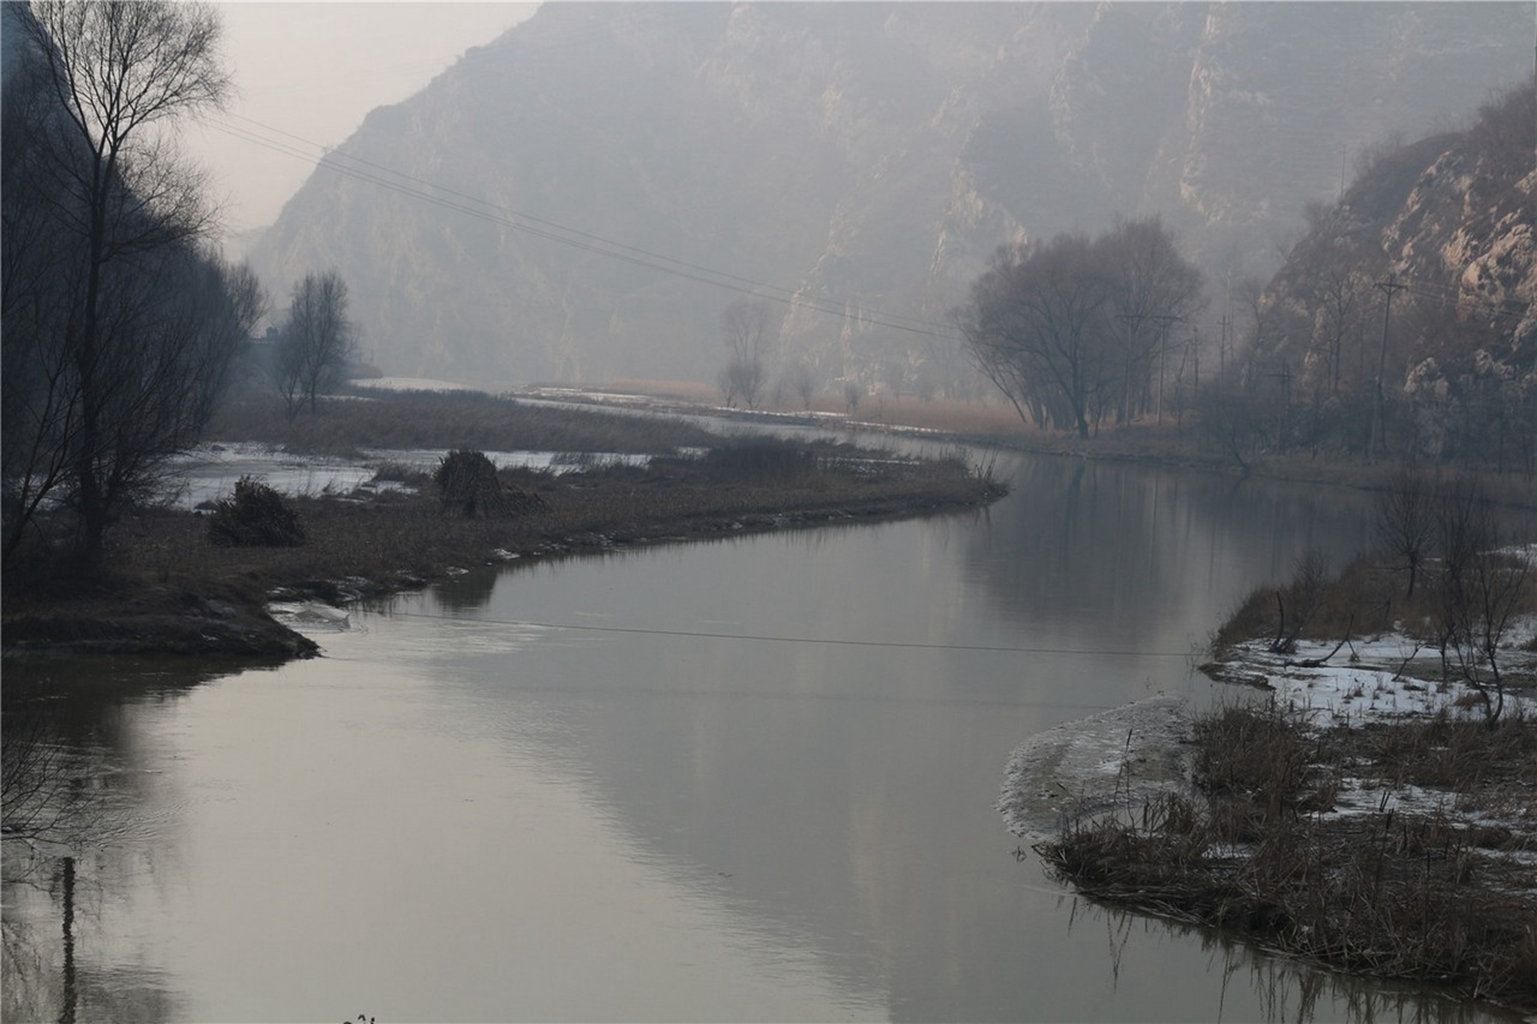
998 695 1192 842
266 601 351 632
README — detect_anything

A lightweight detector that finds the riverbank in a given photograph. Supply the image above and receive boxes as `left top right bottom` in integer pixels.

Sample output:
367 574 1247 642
569 379 1537 511
1005 592 1537 1012
3 399 1004 659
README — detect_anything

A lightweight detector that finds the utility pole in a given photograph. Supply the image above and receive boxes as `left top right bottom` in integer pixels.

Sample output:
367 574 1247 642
1191 327 1200 402
1369 274 1407 461
1116 312 1148 423
1151 314 1180 424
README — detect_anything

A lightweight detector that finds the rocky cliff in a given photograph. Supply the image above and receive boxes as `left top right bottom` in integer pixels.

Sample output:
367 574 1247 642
1249 77 1534 464
248 2 1534 387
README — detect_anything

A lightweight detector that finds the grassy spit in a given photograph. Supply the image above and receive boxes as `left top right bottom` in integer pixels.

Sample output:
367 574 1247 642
1037 704 1536 1011
3 394 1005 658
1035 554 1537 1012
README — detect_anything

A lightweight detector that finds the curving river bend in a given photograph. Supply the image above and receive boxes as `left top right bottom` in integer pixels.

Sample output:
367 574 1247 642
2 445 1516 1022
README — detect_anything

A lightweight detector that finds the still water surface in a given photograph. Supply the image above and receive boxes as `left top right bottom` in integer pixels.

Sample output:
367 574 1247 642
3 450 1513 1021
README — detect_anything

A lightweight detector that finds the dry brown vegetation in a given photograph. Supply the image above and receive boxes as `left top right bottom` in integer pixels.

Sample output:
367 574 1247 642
3 398 1004 657
1044 464 1537 1012
1036 701 1537 1012
208 390 719 455
587 378 1039 438
1212 555 1395 654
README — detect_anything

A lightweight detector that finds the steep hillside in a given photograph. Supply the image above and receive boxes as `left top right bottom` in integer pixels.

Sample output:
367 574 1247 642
1244 78 1535 466
248 2 1534 387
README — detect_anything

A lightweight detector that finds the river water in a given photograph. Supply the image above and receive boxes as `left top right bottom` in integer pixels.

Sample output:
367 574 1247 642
1 447 1515 1022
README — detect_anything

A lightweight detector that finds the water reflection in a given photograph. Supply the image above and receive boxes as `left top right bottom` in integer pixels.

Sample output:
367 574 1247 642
0 451 1522 1022
2 659 232 1023
430 564 500 612
965 455 1374 654
1062 897 1496 1024
4 848 188 1024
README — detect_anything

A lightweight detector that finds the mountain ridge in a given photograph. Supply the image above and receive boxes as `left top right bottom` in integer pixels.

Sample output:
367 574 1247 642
248 2 1535 388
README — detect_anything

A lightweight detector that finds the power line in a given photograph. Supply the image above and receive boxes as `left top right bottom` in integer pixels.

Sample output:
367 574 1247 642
374 608 1195 658
206 112 961 342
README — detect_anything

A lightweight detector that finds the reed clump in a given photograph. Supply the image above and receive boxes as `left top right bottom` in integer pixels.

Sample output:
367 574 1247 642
1035 702 1537 1011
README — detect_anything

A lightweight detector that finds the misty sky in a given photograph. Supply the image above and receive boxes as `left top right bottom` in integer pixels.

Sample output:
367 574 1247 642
183 2 537 239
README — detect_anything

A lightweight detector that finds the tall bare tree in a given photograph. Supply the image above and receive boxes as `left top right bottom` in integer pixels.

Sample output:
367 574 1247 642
957 221 1203 439
273 270 358 419
1102 215 1205 423
5 0 232 571
718 297 778 409
1429 478 1528 726
1375 461 1435 598
956 235 1114 439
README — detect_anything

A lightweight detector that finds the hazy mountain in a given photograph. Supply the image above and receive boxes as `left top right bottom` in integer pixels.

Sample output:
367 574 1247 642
248 2 1534 387
1249 77 1535 463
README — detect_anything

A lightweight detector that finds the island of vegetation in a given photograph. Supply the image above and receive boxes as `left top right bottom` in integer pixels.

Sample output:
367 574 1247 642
1 388 1006 660
1012 467 1537 1014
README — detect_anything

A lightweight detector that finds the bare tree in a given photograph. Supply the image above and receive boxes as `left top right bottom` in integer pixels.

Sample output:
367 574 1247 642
719 297 778 410
956 235 1114 439
843 379 863 416
881 356 910 404
1375 462 1435 598
5 0 232 571
273 270 357 419
1429 478 1528 726
784 361 816 410
1 702 106 849
1269 548 1331 654
1101 215 1206 424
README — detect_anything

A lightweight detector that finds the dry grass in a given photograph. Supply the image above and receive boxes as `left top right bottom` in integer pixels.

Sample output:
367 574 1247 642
1213 555 1398 653
594 379 1038 437
107 447 995 605
1036 701 1537 1011
1350 710 1537 802
208 391 717 456
4 432 1003 655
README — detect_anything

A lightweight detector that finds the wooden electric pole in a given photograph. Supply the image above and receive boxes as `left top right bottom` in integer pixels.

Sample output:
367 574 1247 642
1369 274 1407 461
1151 314 1181 423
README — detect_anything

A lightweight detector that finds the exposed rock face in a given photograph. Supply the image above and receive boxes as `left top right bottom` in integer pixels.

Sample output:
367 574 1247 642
248 2 1533 387
1259 81 1535 394
1237 76 1534 466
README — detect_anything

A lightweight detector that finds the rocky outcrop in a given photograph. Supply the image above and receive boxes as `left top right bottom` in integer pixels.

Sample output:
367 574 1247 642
1258 80 1535 391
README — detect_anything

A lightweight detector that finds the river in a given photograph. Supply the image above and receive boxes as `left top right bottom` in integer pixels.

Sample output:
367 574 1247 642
1 445 1514 1022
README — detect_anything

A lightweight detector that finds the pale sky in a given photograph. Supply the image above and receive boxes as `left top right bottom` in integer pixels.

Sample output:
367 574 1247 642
183 2 539 241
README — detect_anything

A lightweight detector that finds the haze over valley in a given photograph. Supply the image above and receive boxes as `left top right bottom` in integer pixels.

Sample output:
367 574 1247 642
6 3 1537 1020
247 2 1533 388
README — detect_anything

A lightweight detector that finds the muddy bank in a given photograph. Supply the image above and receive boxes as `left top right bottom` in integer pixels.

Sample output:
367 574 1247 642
2 590 320 660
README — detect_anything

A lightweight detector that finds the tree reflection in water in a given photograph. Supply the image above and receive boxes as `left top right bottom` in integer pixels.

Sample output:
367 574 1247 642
1063 893 1496 1024
2 662 236 1023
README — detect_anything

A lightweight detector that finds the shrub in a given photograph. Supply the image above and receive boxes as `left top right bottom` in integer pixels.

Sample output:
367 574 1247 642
1192 702 1317 818
435 450 507 518
434 450 550 519
207 476 305 547
701 436 815 483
